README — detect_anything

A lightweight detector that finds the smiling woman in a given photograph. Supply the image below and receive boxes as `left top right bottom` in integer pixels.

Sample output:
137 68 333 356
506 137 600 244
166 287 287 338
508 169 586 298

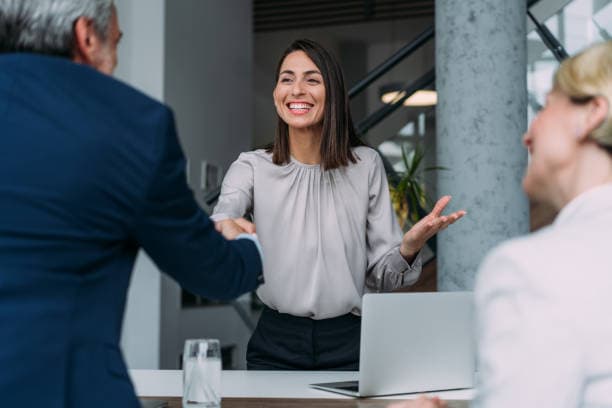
211 39 465 371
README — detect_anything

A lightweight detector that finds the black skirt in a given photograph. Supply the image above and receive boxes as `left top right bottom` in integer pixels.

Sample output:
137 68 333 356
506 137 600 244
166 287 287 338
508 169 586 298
246 305 361 370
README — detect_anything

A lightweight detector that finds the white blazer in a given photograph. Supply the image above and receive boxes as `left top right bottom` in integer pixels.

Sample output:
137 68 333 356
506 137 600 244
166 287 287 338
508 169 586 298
474 183 612 408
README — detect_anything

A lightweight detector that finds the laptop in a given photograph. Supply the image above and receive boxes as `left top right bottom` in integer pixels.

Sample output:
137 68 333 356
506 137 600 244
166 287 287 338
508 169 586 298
310 292 475 397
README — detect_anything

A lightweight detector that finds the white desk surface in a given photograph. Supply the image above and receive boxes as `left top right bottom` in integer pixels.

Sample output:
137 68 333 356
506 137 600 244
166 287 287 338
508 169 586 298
130 369 474 400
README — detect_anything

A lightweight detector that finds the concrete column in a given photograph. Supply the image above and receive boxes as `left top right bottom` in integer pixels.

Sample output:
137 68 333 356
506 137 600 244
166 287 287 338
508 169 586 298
436 1 529 290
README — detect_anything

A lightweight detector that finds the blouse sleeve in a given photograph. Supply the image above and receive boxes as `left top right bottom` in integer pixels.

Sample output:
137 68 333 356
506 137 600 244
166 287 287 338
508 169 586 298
364 152 422 292
211 153 254 222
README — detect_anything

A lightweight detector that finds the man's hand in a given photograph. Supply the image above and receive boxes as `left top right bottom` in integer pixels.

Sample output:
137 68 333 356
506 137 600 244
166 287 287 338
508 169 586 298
388 396 448 408
214 218 256 240
400 196 466 261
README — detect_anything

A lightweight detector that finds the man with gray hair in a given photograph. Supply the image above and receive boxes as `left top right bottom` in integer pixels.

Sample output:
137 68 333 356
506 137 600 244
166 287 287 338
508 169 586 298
0 1 263 406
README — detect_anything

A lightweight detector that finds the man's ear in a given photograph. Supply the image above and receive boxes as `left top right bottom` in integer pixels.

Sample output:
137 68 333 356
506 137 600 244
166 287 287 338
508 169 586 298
72 16 102 67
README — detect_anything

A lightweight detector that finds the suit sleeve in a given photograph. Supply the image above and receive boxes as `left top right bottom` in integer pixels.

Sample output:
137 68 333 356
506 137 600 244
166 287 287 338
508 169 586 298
131 108 262 300
473 245 583 408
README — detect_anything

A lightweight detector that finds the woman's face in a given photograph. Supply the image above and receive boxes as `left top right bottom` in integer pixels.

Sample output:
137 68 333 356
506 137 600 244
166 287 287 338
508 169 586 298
522 90 584 202
273 51 326 132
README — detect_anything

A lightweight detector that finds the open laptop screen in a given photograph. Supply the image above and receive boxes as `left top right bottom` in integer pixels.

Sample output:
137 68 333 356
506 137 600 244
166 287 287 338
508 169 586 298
310 292 475 397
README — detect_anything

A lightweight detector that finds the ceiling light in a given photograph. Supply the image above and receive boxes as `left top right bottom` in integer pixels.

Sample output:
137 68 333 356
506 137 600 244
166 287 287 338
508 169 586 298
380 83 437 106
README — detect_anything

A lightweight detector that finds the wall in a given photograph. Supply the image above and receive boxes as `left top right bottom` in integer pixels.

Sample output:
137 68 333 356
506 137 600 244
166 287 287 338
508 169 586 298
165 0 254 197
161 0 255 370
114 0 165 370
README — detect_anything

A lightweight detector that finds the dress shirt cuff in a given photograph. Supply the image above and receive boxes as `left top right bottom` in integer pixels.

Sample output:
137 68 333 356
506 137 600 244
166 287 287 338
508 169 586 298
210 213 231 222
235 233 265 284
391 247 422 269
392 247 422 286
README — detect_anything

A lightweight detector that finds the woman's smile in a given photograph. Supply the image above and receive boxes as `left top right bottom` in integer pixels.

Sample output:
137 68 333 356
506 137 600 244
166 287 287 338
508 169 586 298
287 101 314 115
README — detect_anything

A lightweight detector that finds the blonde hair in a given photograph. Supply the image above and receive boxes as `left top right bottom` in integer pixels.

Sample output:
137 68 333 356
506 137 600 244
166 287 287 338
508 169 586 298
553 40 612 147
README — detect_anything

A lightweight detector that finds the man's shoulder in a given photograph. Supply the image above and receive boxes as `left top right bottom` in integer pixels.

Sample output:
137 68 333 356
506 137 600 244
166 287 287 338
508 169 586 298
1 53 167 114
1 53 174 166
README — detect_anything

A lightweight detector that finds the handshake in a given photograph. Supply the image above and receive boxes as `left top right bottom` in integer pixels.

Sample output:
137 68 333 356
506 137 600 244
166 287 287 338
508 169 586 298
214 218 257 240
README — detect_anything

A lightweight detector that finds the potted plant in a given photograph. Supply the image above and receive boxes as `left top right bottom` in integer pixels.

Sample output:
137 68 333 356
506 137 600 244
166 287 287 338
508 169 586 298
389 144 447 231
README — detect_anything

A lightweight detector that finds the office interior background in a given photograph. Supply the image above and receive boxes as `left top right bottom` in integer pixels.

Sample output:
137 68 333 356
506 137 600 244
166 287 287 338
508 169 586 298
115 0 611 370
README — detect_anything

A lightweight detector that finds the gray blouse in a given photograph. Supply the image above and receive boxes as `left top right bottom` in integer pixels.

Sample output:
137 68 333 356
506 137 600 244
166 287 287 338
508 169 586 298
211 146 421 319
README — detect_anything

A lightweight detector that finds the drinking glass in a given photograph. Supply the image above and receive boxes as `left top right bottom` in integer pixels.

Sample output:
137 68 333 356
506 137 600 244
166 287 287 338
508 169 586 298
182 339 221 408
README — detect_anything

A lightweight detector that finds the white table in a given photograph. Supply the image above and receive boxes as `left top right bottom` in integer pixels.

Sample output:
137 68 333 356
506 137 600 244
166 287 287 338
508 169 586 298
130 369 474 400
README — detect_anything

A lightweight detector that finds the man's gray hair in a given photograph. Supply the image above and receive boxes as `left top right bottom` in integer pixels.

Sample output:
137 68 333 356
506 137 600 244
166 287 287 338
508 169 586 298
0 0 114 57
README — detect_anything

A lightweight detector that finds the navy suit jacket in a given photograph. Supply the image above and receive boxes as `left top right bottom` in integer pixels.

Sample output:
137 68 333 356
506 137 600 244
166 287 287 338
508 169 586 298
0 54 262 407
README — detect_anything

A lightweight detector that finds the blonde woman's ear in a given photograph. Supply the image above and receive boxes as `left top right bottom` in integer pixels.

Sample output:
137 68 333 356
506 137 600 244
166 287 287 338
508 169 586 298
585 96 609 135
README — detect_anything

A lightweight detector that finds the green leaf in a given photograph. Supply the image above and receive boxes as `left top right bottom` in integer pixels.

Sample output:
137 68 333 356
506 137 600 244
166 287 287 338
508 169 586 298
400 145 410 171
408 187 418 223
389 143 449 225
408 147 424 177
424 166 449 172
397 177 409 193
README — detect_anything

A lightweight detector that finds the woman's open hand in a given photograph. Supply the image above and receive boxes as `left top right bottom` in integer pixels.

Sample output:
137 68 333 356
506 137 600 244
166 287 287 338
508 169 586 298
400 196 466 261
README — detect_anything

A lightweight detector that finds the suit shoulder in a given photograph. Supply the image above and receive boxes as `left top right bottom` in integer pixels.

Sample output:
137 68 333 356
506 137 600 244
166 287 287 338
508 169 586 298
2 53 168 118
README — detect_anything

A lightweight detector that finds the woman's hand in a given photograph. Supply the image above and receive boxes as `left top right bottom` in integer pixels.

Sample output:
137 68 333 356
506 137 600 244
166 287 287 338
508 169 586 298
388 396 448 408
400 196 466 261
214 218 256 240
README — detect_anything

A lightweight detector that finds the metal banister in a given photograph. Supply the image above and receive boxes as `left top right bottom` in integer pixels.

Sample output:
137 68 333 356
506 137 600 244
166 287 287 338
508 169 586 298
348 25 434 99
527 10 568 62
356 68 435 135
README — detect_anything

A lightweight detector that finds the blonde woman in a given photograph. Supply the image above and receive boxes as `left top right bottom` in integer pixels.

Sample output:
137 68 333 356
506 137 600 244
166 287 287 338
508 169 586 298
391 40 612 408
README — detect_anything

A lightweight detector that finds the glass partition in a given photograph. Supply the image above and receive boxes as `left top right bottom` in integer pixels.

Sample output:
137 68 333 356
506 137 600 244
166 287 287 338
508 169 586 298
528 0 611 121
